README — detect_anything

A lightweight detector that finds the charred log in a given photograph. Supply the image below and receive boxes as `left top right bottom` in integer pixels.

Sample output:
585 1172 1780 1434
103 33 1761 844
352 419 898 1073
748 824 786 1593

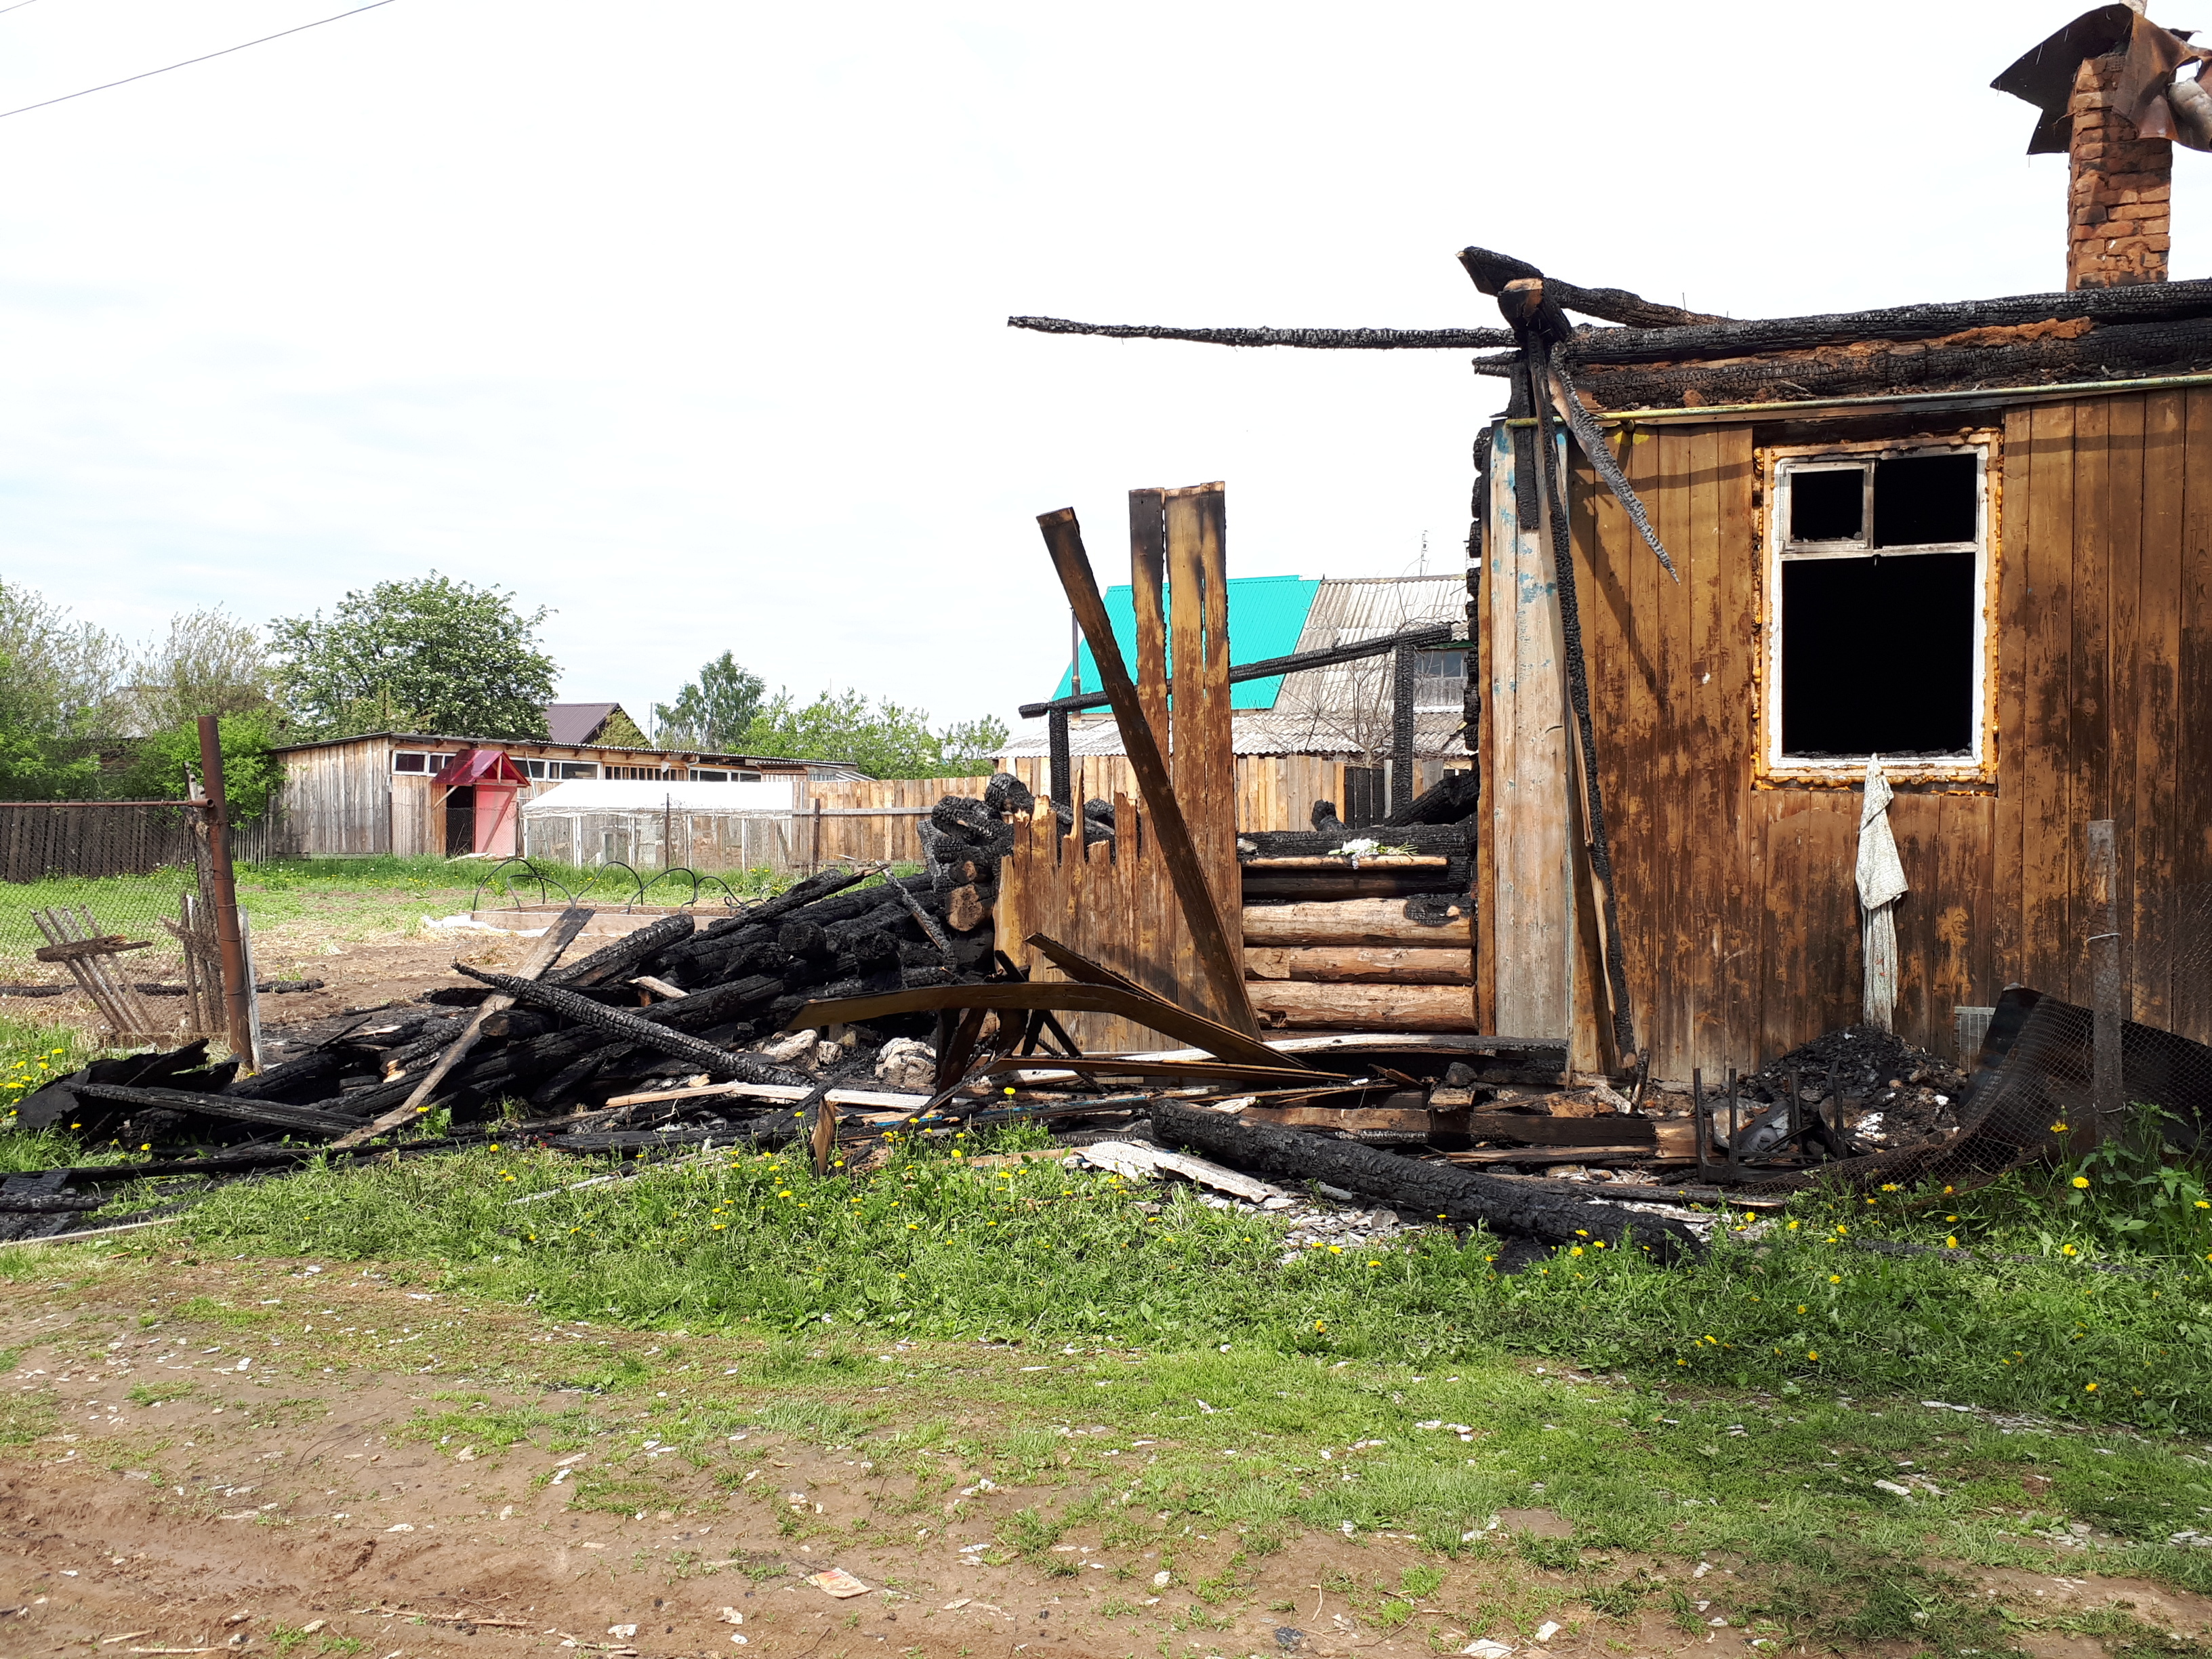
1149 1100 1700 1261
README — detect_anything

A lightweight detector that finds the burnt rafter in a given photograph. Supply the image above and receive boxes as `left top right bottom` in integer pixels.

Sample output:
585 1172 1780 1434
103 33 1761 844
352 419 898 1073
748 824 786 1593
1006 251 1727 354
1006 316 1514 350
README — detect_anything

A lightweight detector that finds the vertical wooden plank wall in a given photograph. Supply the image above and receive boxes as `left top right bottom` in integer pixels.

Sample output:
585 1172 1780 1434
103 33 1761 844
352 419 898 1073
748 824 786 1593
998 483 1245 1047
1528 390 2211 1081
1482 424 1572 1039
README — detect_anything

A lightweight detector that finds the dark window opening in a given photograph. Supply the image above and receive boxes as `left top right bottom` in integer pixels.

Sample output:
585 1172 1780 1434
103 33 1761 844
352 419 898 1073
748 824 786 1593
1872 454 1978 547
1781 552 1975 756
1790 468 1863 541
393 752 427 773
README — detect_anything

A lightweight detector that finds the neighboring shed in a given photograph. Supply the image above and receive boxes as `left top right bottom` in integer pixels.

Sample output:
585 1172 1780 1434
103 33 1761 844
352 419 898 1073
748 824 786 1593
264 731 861 858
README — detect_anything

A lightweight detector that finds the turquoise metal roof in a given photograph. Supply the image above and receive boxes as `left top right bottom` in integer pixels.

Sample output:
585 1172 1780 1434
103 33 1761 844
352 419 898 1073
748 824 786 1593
1049 575 1320 710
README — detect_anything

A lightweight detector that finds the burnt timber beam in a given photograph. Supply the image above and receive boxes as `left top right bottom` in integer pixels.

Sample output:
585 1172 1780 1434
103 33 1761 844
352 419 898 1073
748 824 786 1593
1504 276 2212 369
1544 314 2212 411
1455 246 1726 329
1008 317 1514 350
1018 621 1455 720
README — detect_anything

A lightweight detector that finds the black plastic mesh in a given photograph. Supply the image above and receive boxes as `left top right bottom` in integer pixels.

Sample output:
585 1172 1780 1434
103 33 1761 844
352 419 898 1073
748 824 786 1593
1751 884 2212 1195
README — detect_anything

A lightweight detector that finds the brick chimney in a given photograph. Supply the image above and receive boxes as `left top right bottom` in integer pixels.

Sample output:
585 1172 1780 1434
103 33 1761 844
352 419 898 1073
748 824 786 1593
2068 49 2173 287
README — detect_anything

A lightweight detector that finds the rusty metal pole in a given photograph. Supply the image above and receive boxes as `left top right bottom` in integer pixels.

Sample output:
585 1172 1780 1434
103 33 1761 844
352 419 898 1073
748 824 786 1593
197 715 256 1071
2087 819 2124 1146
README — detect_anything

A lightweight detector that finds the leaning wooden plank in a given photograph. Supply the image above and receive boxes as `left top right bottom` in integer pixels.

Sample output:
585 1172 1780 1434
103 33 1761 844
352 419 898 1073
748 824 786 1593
329 906 594 1149
1243 899 1472 948
1244 946 1473 985
790 981 1291 1071
73 1083 358 1139
1246 981 1488 1032
1037 506 1258 1035
1027 932 1313 1071
1149 1099 1701 1260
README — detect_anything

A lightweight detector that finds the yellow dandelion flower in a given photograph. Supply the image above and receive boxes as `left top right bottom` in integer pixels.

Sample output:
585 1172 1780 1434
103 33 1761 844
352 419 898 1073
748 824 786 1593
2072 1175 2091 1189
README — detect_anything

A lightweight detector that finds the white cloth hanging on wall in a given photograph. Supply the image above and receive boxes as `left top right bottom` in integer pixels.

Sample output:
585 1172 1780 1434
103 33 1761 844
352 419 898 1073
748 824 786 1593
1856 757 1908 1032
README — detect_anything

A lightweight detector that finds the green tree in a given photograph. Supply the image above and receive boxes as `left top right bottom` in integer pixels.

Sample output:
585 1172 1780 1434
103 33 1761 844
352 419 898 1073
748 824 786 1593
655 652 766 751
0 580 125 799
0 649 99 800
119 708 281 821
270 573 557 741
738 688 1008 779
121 607 274 736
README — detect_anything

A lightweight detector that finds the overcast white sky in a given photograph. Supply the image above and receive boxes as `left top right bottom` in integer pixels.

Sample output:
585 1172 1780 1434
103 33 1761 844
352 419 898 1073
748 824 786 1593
2 0 2204 744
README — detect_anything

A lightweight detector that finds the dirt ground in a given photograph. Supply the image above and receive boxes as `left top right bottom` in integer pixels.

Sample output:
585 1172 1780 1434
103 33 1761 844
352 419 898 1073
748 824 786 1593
7 930 537 1048
3 1258 2203 1659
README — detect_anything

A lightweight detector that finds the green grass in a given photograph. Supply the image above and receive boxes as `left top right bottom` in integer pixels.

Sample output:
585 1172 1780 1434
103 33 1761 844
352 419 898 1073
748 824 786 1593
1 1012 93 1125
91 1128 2211 1435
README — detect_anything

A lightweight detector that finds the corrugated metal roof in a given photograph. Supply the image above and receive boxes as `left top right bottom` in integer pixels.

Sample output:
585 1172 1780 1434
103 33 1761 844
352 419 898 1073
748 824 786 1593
1050 575 1319 710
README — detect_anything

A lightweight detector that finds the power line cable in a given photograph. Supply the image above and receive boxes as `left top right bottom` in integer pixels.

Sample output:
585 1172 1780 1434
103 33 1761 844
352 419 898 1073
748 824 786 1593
0 2 47 16
0 0 397 121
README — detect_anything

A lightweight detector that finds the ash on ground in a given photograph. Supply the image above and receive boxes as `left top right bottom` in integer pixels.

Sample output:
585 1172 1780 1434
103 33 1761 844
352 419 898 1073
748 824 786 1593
1738 1024 1970 1150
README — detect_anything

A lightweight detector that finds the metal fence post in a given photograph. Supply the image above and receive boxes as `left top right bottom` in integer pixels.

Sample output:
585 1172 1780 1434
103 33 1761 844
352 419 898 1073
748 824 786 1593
197 715 258 1071
2086 819 2123 1145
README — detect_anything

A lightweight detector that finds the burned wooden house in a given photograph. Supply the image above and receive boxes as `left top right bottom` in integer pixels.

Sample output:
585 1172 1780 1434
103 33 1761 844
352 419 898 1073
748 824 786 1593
1011 3 2212 1082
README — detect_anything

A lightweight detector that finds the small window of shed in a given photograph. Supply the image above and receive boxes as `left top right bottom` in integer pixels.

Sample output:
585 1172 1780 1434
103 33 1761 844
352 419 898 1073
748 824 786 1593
691 768 730 782
1769 442 1990 774
393 752 428 773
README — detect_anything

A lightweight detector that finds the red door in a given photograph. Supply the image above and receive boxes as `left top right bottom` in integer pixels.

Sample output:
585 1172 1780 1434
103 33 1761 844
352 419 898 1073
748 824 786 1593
474 785 518 857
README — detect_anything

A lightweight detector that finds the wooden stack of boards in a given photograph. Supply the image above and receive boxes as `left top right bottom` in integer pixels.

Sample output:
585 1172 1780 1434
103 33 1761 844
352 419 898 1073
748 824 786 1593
1243 895 1476 1032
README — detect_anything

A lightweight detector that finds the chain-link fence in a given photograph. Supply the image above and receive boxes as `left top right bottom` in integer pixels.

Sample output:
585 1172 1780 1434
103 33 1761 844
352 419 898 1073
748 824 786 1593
0 802 235 1046
1757 874 2212 1194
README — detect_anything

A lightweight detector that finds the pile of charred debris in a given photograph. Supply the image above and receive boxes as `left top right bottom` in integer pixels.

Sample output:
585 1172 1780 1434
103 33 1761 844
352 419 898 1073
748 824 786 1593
0 784 1984 1261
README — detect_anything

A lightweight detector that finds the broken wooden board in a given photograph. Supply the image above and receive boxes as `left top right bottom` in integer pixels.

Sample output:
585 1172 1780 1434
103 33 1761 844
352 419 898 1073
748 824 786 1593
1248 981 1481 1032
1071 1138 1287 1204
1243 897 1472 948
1244 945 1472 985
33 936 152 963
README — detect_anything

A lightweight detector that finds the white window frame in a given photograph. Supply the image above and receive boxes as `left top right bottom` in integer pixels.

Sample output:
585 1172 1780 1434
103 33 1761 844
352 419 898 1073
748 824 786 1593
1412 648 1467 712
1760 434 1999 787
392 751 429 774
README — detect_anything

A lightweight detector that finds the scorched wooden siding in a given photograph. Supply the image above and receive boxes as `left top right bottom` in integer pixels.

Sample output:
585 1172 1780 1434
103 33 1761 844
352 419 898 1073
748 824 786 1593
1477 385 2212 1079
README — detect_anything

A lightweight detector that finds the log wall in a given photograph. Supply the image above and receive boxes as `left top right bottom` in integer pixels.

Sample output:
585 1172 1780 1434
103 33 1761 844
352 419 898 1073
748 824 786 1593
1480 385 2212 1080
